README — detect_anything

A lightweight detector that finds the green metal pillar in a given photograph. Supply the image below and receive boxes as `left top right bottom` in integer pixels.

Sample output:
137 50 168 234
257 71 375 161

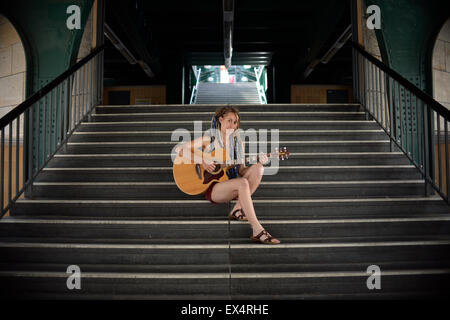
365 0 449 185
1 0 94 176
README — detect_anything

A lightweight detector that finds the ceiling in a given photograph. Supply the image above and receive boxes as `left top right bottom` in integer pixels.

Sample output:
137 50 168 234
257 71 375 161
104 0 352 86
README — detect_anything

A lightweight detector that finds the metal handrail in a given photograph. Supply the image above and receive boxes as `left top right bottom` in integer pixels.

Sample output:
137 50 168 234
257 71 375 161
351 42 449 204
189 67 201 104
352 43 450 120
254 66 267 104
1 45 105 217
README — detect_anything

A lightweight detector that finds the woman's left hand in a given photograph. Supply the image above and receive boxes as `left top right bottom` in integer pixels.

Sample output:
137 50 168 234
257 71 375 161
258 152 269 165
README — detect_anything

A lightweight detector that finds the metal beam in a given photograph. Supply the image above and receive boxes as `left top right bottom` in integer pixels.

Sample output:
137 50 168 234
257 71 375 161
106 1 161 77
304 25 352 79
223 0 234 68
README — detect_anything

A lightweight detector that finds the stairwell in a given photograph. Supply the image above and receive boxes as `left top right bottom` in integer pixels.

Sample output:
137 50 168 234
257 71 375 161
1 103 450 299
194 82 262 104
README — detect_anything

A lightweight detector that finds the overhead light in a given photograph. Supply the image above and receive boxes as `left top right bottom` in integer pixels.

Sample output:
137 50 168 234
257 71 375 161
320 25 352 64
303 25 352 79
104 23 137 65
137 60 155 78
303 60 320 79
223 0 234 69
104 23 155 78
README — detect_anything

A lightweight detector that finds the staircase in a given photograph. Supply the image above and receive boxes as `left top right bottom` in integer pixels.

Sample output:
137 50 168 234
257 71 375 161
1 103 450 299
194 82 262 104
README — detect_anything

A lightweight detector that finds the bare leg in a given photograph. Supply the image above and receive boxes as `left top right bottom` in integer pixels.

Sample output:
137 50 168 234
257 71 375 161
211 177 263 234
230 163 264 218
210 173 279 243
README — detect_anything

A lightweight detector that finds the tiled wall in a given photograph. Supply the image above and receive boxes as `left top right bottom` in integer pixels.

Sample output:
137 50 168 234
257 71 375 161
0 14 26 120
432 19 450 111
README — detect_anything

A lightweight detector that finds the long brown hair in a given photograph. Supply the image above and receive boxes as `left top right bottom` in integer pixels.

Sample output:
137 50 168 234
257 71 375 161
211 106 241 131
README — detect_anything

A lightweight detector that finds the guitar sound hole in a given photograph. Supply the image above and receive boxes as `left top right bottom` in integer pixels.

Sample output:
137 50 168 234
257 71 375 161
212 164 221 173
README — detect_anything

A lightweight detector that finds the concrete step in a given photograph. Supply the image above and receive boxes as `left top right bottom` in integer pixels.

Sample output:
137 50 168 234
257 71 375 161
195 101 262 104
61 140 400 154
78 120 381 131
35 165 422 182
2 216 450 240
11 197 449 218
0 269 230 297
90 111 367 122
3 260 450 275
3 101 450 300
195 96 261 100
1 268 449 299
69 129 389 142
95 104 363 113
47 152 412 167
1 238 449 266
29 180 427 199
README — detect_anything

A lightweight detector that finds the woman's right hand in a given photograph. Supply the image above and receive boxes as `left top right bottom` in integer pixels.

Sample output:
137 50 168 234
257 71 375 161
202 160 216 173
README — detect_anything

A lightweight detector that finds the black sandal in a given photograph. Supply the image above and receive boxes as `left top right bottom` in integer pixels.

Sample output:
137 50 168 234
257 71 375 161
250 229 281 244
228 208 247 221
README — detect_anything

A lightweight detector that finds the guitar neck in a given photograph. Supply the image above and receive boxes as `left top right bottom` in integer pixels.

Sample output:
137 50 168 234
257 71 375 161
189 147 279 167
228 152 274 167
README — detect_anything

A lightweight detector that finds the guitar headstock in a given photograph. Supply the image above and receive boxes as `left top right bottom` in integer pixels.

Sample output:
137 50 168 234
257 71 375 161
273 146 290 160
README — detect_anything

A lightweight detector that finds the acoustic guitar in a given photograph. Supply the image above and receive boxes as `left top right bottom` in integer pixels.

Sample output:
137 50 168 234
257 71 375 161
173 146 289 195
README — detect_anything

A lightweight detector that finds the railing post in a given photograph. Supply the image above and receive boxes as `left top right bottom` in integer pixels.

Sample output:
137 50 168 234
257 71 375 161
351 0 360 103
23 109 30 197
88 60 93 122
445 120 449 204
25 106 33 198
387 77 395 153
100 51 104 104
1 128 4 213
16 116 20 199
364 58 369 121
64 76 71 148
8 122 12 205
423 104 431 196
352 47 360 103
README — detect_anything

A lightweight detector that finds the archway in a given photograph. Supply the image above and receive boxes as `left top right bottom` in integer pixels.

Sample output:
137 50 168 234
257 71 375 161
432 18 450 111
0 14 26 119
0 13 27 213
431 17 450 197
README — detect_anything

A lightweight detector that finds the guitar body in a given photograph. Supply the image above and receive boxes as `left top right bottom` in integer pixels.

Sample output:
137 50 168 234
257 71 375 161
173 148 230 195
173 144 289 195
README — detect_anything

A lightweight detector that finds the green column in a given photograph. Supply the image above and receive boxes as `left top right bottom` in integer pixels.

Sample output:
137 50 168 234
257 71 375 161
1 0 94 173
365 0 449 178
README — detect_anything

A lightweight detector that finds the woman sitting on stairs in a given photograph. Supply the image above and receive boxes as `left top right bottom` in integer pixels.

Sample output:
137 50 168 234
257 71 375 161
176 106 280 244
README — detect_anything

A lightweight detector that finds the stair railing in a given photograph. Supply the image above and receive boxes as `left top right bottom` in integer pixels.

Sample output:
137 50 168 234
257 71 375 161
351 42 450 204
0 45 105 217
254 66 267 104
189 67 201 104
